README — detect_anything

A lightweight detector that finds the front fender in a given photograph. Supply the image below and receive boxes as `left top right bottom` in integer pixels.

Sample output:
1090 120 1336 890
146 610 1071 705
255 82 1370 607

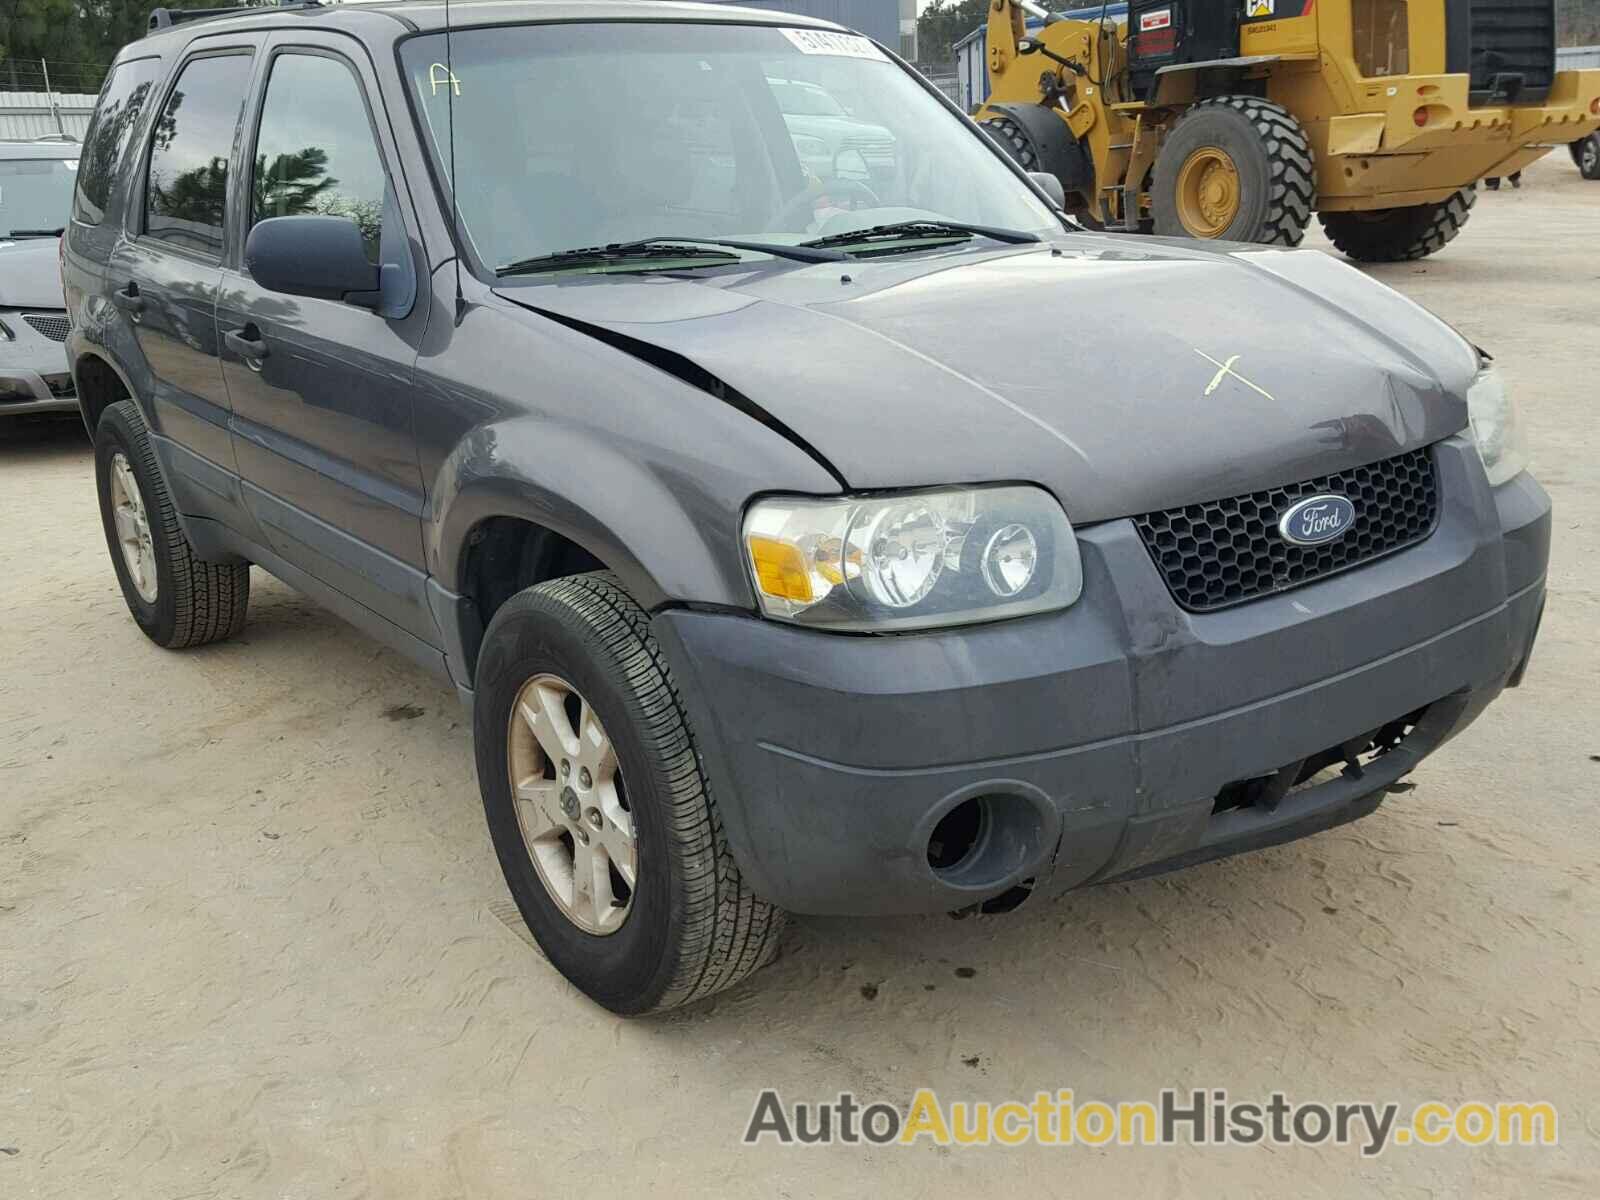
419 293 844 614
429 415 744 612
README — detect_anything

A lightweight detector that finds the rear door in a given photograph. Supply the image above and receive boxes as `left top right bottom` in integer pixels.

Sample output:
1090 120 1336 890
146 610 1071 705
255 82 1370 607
110 40 261 477
217 32 433 642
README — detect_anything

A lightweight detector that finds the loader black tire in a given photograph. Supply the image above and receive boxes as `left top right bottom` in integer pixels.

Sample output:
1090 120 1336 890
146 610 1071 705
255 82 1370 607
473 571 786 1015
1151 96 1314 246
1318 187 1477 262
94 399 250 649
980 115 1038 171
1573 133 1600 180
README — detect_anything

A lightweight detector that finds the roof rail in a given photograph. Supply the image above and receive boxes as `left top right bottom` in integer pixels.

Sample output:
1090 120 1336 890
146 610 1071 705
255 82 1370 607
147 2 322 33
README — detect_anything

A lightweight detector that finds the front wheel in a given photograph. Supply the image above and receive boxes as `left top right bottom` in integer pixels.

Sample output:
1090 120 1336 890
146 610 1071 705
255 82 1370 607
1150 96 1314 245
473 572 785 1014
1318 187 1477 263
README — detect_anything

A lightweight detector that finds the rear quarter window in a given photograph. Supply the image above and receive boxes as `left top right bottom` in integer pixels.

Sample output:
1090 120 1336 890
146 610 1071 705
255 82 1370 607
73 56 162 226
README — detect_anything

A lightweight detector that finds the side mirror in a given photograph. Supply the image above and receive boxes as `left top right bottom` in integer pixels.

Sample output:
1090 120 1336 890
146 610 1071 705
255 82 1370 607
1028 170 1066 210
244 216 381 308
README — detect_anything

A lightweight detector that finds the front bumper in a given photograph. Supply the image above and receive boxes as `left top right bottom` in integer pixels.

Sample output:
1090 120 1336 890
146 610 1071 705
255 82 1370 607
653 438 1550 915
1 310 76 416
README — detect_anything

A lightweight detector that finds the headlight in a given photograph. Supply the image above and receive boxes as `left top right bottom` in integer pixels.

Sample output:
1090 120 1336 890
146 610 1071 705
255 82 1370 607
743 485 1082 631
1466 365 1528 487
790 134 829 160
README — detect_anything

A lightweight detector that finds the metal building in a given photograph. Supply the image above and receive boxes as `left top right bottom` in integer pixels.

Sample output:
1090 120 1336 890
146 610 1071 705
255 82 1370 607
0 92 97 141
1558 45 1600 71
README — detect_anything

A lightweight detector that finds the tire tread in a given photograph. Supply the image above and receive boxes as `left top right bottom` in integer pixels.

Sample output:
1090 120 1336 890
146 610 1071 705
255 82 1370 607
101 400 249 648
1318 186 1477 262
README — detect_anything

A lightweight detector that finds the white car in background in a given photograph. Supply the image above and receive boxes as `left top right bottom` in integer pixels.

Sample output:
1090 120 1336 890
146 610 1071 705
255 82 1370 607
767 76 897 182
1 140 77 417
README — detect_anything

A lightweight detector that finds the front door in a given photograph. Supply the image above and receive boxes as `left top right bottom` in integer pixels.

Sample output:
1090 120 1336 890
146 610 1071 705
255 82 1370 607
217 36 433 643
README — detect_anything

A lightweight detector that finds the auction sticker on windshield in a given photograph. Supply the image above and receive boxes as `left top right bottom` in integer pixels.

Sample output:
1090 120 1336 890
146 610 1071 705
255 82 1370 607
780 28 887 60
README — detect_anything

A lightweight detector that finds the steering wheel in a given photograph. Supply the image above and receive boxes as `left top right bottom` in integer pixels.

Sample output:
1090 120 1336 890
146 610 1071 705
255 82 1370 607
765 177 882 234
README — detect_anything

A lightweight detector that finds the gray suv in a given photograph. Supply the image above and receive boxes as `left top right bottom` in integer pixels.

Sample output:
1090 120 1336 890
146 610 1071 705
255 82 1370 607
65 1 1549 1015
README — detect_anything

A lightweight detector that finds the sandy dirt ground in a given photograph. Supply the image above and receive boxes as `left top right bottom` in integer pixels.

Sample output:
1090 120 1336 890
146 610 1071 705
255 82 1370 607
3 154 1597 1198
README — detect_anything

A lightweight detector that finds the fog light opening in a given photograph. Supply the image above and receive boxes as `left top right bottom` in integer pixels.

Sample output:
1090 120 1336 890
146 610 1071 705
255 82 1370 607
927 797 987 872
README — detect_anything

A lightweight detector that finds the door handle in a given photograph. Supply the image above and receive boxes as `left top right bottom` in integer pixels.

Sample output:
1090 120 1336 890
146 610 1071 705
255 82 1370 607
225 327 269 364
112 284 143 316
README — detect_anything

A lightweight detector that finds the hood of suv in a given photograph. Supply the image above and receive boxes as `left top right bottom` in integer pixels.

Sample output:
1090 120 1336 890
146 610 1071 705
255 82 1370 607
494 236 1478 523
0 236 64 309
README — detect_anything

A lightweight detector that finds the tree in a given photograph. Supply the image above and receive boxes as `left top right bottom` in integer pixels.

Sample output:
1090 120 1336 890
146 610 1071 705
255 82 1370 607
916 0 989 67
253 146 339 221
1 1 252 91
1557 0 1600 44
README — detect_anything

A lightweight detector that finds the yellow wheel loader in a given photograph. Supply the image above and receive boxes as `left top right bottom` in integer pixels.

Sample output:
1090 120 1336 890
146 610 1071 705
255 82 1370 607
975 0 1600 259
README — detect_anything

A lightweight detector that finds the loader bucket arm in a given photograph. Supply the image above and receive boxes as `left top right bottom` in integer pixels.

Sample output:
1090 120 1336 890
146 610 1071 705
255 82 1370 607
986 0 1035 85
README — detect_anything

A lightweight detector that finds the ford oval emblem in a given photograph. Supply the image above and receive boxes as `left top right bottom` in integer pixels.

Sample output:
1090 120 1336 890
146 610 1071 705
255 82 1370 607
1278 494 1357 546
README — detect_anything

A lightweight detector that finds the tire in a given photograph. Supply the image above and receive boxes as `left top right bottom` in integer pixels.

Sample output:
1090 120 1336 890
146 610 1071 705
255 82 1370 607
473 572 785 1015
1577 134 1600 181
1318 186 1477 263
93 399 249 648
1151 96 1314 246
980 115 1038 171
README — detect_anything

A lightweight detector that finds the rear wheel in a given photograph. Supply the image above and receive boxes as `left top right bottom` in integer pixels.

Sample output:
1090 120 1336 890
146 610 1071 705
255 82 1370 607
473 572 785 1014
1576 134 1600 180
93 399 249 648
1151 96 1313 245
1318 186 1477 262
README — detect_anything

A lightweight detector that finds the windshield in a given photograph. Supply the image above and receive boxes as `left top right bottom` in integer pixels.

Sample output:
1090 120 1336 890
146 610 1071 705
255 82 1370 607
0 155 78 233
400 22 1058 273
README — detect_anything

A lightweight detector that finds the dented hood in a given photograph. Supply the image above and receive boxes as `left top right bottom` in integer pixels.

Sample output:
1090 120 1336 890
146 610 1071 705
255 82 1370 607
494 235 1478 522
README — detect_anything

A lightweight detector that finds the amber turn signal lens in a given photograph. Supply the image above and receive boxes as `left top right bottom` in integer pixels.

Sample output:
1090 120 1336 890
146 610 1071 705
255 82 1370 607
748 536 814 604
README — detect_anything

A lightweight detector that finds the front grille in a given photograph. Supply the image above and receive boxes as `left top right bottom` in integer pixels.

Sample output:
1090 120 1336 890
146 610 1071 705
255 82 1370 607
22 313 70 342
1463 0 1555 104
843 134 895 159
1133 447 1439 613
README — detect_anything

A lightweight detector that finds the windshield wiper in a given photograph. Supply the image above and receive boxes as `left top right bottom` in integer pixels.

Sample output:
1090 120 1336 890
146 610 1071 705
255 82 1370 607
802 220 1040 250
5 227 64 239
496 236 847 277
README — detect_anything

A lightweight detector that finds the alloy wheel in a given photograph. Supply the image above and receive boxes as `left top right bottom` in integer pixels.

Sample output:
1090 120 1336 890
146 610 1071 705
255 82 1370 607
109 452 158 603
506 673 637 935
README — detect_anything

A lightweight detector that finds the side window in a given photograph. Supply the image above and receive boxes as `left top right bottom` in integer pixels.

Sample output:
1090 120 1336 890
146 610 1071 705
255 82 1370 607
145 53 253 256
250 54 387 264
73 56 162 226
